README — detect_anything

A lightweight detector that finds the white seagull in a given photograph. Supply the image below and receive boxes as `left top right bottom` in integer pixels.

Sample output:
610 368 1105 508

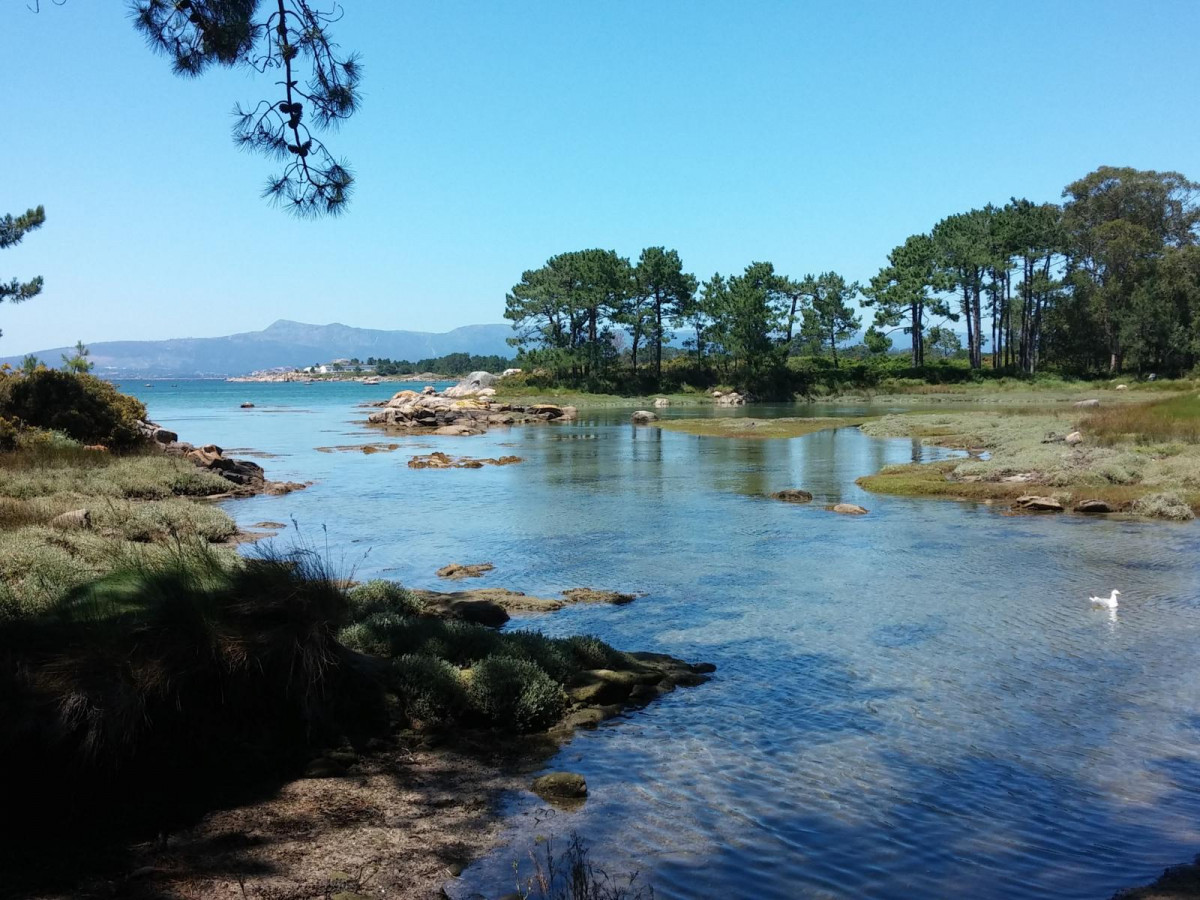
1090 589 1120 610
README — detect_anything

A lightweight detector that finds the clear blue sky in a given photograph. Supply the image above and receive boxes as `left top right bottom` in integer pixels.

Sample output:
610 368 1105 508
3 1 1199 353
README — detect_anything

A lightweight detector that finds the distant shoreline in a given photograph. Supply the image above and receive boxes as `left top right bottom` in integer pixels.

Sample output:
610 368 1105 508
226 371 450 383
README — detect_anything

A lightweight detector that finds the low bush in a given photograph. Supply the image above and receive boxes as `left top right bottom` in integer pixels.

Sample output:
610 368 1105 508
0 370 147 449
466 656 568 733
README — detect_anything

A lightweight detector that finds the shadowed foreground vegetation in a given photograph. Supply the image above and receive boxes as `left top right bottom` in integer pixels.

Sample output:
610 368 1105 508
858 394 1200 518
0 547 687 892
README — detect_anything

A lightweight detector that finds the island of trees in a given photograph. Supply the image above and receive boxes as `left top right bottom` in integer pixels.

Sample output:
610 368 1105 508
503 166 1200 395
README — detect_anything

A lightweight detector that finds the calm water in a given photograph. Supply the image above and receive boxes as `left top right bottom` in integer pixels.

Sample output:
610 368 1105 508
120 380 1200 899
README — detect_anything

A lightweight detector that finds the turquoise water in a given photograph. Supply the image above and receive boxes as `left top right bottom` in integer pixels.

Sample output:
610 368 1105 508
121 381 1200 899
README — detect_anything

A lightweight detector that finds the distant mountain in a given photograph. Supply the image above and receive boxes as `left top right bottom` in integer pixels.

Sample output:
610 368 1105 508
1 320 515 377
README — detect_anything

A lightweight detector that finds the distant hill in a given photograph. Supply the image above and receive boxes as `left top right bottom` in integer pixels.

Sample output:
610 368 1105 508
1 320 515 377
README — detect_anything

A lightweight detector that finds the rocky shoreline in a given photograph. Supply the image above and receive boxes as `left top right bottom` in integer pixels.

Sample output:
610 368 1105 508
81 578 713 900
137 420 308 497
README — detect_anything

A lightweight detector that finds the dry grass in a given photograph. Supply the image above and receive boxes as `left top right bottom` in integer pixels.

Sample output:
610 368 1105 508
1082 393 1200 445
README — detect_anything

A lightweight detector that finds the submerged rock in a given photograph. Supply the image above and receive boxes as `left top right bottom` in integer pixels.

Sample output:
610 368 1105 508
771 489 813 503
631 410 658 424
830 503 869 515
437 562 495 580
408 452 523 469
531 772 587 802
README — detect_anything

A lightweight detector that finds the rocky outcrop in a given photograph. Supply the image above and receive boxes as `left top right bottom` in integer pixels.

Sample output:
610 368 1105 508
771 489 813 503
1013 495 1064 512
631 410 658 424
714 391 747 406
410 585 643 625
442 371 498 398
138 421 306 496
367 390 573 435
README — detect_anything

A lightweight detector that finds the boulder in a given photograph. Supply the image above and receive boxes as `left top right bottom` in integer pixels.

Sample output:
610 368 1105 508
501 368 522 377
531 772 587 802
442 371 498 398
1065 431 1083 445
559 406 579 420
50 509 91 530
771 489 813 504
631 410 658 424
526 404 564 419
151 427 178 444
1073 399 1100 408
653 397 671 408
831 503 869 515
1014 495 1064 512
421 385 437 395
715 391 746 406
1115 384 1128 391
1076 499 1115 514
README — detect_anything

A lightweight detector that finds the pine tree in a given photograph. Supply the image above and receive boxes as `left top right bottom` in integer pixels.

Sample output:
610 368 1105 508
1 205 46 342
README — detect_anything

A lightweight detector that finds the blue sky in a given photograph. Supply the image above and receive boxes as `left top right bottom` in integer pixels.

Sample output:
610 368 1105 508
3 1 1199 353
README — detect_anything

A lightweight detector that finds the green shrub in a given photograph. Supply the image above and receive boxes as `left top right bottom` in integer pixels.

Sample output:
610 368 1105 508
1131 491 1196 521
346 579 423 618
0 416 17 453
466 656 568 733
390 654 468 728
0 371 146 449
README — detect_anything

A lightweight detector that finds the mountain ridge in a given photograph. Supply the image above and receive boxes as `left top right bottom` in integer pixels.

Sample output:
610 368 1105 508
1 321 515 377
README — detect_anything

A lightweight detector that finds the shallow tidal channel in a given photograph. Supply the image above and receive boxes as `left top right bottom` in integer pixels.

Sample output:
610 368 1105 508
124 380 1200 900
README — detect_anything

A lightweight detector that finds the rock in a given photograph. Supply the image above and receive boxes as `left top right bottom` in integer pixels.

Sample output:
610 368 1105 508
253 521 288 529
151 427 177 444
631 410 658 424
561 588 637 606
1073 399 1100 408
442 371 498 398
526 404 564 419
653 397 671 408
559 406 578 420
422 385 437 395
531 772 587 801
771 489 813 503
1065 431 1083 445
1116 384 1128 391
831 503 868 515
437 562 495 580
711 390 723 397
715 391 746 406
409 452 523 469
501 368 522 377
1076 499 1115 514
1014 495 1064 512
240 402 255 409
50 509 91 529
433 424 483 436
82 444 108 452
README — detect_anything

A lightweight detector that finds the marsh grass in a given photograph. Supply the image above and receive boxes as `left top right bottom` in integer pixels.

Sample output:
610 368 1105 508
1083 393 1200 446
656 416 870 440
858 409 1200 516
516 832 654 900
